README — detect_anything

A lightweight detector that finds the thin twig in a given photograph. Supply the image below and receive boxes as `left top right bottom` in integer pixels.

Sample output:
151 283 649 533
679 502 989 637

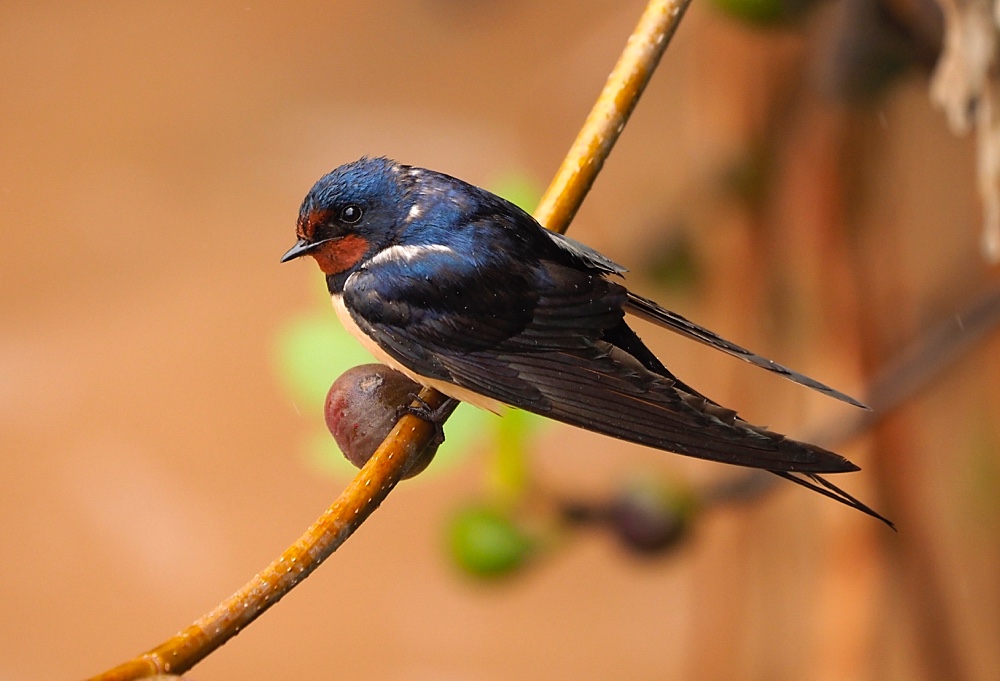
704 285 1000 506
84 1 692 679
822 284 1000 443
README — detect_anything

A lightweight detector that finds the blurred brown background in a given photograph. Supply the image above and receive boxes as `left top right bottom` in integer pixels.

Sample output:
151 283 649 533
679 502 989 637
2 1 999 680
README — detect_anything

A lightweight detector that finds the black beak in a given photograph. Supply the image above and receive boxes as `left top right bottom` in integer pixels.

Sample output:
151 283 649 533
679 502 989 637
281 237 331 263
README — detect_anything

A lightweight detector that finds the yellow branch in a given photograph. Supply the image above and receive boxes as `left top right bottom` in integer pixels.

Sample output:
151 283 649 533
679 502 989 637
536 0 691 235
85 1 692 678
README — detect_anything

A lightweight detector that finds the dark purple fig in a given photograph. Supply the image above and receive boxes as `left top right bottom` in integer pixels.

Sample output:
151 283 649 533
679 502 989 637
324 364 438 479
608 477 696 556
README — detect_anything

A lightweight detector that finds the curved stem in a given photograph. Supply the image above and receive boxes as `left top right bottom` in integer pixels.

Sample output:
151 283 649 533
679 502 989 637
84 1 692 678
90 388 453 680
536 0 691 235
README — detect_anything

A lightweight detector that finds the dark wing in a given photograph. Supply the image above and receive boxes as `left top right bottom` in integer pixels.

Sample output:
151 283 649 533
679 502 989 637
625 291 869 409
343 243 858 475
542 229 629 276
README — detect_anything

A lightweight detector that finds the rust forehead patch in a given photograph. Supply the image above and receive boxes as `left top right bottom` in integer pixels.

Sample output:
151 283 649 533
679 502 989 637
297 209 334 240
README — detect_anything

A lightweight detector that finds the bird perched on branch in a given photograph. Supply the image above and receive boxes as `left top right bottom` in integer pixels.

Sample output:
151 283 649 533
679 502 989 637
282 156 892 528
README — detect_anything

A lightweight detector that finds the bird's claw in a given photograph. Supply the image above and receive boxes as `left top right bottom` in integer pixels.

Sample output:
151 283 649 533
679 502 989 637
396 395 458 447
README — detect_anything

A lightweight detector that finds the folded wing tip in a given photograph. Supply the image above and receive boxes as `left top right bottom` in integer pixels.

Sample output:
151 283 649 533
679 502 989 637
624 292 871 409
817 384 870 411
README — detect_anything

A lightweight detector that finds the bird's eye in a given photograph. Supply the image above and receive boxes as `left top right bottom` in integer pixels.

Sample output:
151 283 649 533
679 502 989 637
341 204 363 224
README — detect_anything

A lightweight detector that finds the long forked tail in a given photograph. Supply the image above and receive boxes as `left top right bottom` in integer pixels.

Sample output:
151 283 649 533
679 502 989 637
770 470 895 529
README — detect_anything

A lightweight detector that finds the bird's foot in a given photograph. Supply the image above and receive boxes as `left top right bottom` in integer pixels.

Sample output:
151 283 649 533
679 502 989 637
396 395 458 447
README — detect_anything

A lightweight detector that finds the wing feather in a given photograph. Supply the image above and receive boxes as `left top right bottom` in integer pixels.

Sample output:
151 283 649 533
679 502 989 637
438 345 859 473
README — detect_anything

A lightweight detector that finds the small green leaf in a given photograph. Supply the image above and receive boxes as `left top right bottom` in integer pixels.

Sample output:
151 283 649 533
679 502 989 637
708 0 818 26
643 230 701 294
490 408 546 500
275 313 376 407
489 172 542 214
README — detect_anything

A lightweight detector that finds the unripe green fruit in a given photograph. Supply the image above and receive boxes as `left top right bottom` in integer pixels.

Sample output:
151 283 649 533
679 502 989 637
448 505 534 578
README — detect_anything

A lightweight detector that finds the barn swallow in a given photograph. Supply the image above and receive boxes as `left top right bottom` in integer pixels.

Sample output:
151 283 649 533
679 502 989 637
282 156 891 527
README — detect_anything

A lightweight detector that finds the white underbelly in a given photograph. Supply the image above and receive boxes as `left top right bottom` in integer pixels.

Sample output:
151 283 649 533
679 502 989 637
331 294 505 413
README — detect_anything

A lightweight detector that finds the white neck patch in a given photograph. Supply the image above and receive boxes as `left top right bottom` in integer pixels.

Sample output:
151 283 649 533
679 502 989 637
366 243 454 268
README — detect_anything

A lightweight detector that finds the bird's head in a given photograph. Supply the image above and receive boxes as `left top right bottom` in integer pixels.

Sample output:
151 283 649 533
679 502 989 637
282 156 410 277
